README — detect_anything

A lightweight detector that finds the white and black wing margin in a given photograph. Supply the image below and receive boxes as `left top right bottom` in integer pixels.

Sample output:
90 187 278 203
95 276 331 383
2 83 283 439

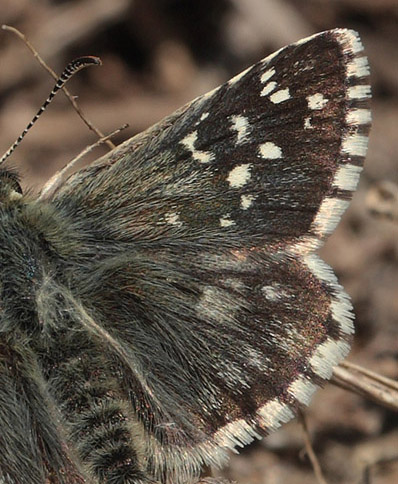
47 29 371 483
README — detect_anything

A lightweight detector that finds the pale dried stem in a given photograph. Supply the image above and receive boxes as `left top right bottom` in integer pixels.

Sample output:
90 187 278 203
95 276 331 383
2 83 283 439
298 409 329 484
39 124 128 200
332 361 398 412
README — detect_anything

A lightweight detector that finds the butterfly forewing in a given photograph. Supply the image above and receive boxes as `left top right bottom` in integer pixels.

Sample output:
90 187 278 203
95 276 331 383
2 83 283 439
44 29 370 482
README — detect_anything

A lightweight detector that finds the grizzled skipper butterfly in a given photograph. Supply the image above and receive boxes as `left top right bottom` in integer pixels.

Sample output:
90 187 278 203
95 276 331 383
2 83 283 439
0 29 370 484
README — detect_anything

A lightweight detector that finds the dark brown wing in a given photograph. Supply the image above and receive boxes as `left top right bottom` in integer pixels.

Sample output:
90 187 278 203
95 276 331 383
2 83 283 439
44 29 370 482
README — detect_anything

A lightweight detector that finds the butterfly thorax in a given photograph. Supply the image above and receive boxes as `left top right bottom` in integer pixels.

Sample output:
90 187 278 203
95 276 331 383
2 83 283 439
0 174 71 333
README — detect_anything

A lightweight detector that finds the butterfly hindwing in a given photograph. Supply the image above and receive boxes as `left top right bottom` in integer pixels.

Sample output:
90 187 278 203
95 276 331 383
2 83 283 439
42 29 370 482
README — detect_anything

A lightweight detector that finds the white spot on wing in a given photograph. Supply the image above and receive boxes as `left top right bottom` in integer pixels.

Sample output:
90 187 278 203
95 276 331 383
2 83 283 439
165 211 182 227
196 152 213 163
341 133 368 157
246 348 270 370
303 253 335 285
337 28 364 54
262 283 291 301
303 253 354 337
312 197 349 236
288 377 318 405
259 142 282 159
230 115 250 144
262 285 280 301
240 194 256 210
196 286 242 324
289 236 322 257
220 216 235 227
260 81 277 97
227 164 252 188
214 419 259 450
330 297 355 335
257 399 294 432
304 117 312 129
261 67 275 83
270 88 290 104
181 132 197 150
307 93 328 110
334 164 362 191
310 338 351 379
181 131 215 164
200 112 209 121
347 56 370 78
346 108 371 125
348 85 371 100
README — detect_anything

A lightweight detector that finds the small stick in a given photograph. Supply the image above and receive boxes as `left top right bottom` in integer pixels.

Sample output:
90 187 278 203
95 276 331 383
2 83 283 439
341 361 398 391
39 124 128 200
2 24 115 150
298 409 328 484
332 362 398 412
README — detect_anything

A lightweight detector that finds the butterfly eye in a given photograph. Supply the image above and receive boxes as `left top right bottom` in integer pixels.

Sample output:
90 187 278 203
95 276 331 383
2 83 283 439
0 169 23 195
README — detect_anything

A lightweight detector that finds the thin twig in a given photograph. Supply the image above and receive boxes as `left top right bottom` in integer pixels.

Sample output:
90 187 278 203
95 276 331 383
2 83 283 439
298 409 328 484
2 24 115 150
362 463 372 484
342 361 398 391
39 124 128 200
332 362 398 412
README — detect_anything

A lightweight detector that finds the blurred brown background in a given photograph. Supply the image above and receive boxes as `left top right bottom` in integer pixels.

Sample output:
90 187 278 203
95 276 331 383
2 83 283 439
1 1 397 483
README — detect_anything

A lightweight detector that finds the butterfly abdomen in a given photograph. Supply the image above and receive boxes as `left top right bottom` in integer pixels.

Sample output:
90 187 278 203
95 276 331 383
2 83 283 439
40 330 150 483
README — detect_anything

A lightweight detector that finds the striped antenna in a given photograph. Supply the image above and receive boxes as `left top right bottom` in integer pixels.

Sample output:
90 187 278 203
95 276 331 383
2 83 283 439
0 56 102 165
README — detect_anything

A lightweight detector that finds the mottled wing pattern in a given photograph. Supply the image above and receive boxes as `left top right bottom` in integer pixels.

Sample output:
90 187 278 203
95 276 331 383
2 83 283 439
48 29 370 482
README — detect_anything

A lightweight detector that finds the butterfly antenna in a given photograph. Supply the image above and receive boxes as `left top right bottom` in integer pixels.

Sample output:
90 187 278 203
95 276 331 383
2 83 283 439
0 56 101 166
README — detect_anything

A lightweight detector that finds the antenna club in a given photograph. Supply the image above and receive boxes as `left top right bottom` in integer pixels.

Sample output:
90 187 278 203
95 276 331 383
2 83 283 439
71 56 102 70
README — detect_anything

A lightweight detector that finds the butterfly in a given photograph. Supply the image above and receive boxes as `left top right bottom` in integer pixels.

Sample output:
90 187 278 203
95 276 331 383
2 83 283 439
0 28 370 484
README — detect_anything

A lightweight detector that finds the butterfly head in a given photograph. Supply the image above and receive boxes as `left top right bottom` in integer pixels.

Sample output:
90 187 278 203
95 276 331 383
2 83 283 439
0 168 23 201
